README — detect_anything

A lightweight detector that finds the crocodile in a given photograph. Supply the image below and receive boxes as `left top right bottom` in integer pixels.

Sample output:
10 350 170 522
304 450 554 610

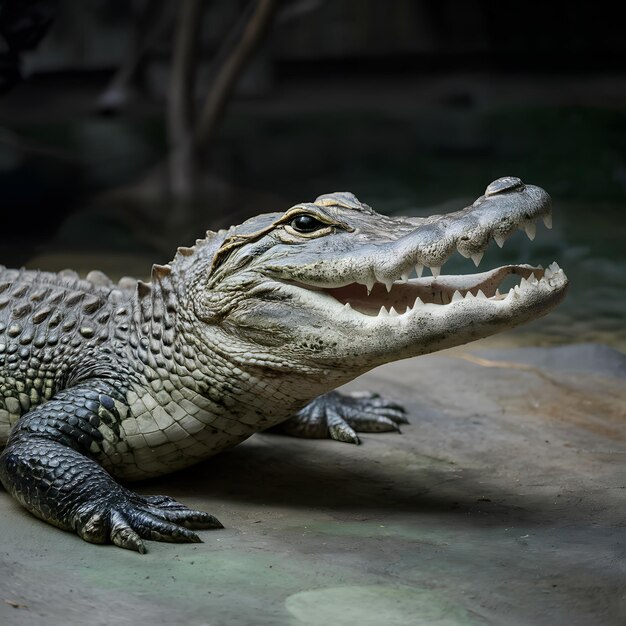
0 176 568 553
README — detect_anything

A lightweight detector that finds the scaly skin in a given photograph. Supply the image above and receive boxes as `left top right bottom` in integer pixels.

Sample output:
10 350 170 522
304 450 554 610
0 177 568 552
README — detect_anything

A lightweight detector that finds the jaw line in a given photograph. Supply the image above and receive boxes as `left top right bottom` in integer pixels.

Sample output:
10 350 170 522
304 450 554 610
271 262 568 325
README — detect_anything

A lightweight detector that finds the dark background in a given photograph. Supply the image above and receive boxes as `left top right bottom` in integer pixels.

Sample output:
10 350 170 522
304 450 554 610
0 0 624 348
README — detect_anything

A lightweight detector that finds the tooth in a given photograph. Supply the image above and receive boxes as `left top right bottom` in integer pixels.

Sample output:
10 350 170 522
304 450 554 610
464 291 475 300
405 304 412 314
471 252 483 267
529 273 538 285
476 289 487 299
520 277 529 289
543 213 553 229
389 306 399 317
401 272 410 283
495 288 502 297
430 266 441 278
451 290 463 302
365 279 375 295
457 246 470 258
494 234 506 248
378 306 388 317
415 264 424 278
545 268 554 279
344 302 352 310
414 296 424 307
523 222 536 240
383 280 393 292
549 261 560 272
514 285 522 295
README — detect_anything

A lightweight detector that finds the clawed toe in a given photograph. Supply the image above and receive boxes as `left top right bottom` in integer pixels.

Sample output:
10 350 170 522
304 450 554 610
340 393 410 433
74 493 223 553
150 507 224 530
269 390 410 444
128 510 203 544
328 414 360 444
358 413 402 432
110 510 146 553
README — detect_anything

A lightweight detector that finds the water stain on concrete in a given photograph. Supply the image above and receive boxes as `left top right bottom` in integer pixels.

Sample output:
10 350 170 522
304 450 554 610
285 585 481 626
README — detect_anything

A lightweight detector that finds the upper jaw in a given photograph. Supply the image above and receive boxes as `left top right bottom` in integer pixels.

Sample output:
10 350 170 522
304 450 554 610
265 178 553 290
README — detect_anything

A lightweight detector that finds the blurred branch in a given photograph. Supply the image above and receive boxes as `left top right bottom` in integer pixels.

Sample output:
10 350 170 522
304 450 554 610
97 0 174 114
168 0 204 201
111 0 281 242
0 0 57 95
276 0 326 23
203 0 257 87
164 0 278 227
194 0 278 153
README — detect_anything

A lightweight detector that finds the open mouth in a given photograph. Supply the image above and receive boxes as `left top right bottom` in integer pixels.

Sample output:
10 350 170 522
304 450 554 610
319 262 564 317
266 178 568 320
282 204 566 318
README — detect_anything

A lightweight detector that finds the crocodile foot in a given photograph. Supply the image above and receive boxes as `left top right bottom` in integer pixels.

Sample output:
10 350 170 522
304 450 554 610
73 491 223 553
271 390 409 444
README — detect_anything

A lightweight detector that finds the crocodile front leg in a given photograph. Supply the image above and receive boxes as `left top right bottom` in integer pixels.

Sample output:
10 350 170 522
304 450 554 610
269 391 409 444
0 379 222 553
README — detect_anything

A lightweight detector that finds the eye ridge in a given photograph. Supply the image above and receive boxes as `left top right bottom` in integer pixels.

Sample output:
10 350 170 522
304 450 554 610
290 214 327 233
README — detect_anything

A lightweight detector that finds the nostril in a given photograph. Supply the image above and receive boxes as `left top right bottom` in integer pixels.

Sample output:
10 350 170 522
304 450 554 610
485 176 525 196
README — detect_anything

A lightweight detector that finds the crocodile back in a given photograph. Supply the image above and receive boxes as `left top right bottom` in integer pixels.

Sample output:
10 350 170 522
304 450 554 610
0 267 135 443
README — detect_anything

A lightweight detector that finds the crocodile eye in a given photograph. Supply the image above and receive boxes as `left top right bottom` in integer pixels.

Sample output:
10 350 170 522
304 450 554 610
290 214 327 233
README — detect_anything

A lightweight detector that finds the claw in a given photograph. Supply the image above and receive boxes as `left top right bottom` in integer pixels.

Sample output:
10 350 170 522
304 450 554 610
74 492 221 552
156 509 224 530
328 412 360 444
110 510 146 553
361 414 402 433
374 409 410 424
268 390 409 444
133 510 204 544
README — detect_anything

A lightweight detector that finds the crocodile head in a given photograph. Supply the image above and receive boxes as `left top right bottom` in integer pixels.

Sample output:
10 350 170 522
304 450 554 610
172 177 567 384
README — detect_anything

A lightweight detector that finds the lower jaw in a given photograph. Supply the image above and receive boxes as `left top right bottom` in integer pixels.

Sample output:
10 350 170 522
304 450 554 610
335 277 567 364
320 263 562 318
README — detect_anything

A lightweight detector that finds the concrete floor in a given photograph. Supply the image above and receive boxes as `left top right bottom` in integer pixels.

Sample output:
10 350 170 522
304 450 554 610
0 343 624 625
